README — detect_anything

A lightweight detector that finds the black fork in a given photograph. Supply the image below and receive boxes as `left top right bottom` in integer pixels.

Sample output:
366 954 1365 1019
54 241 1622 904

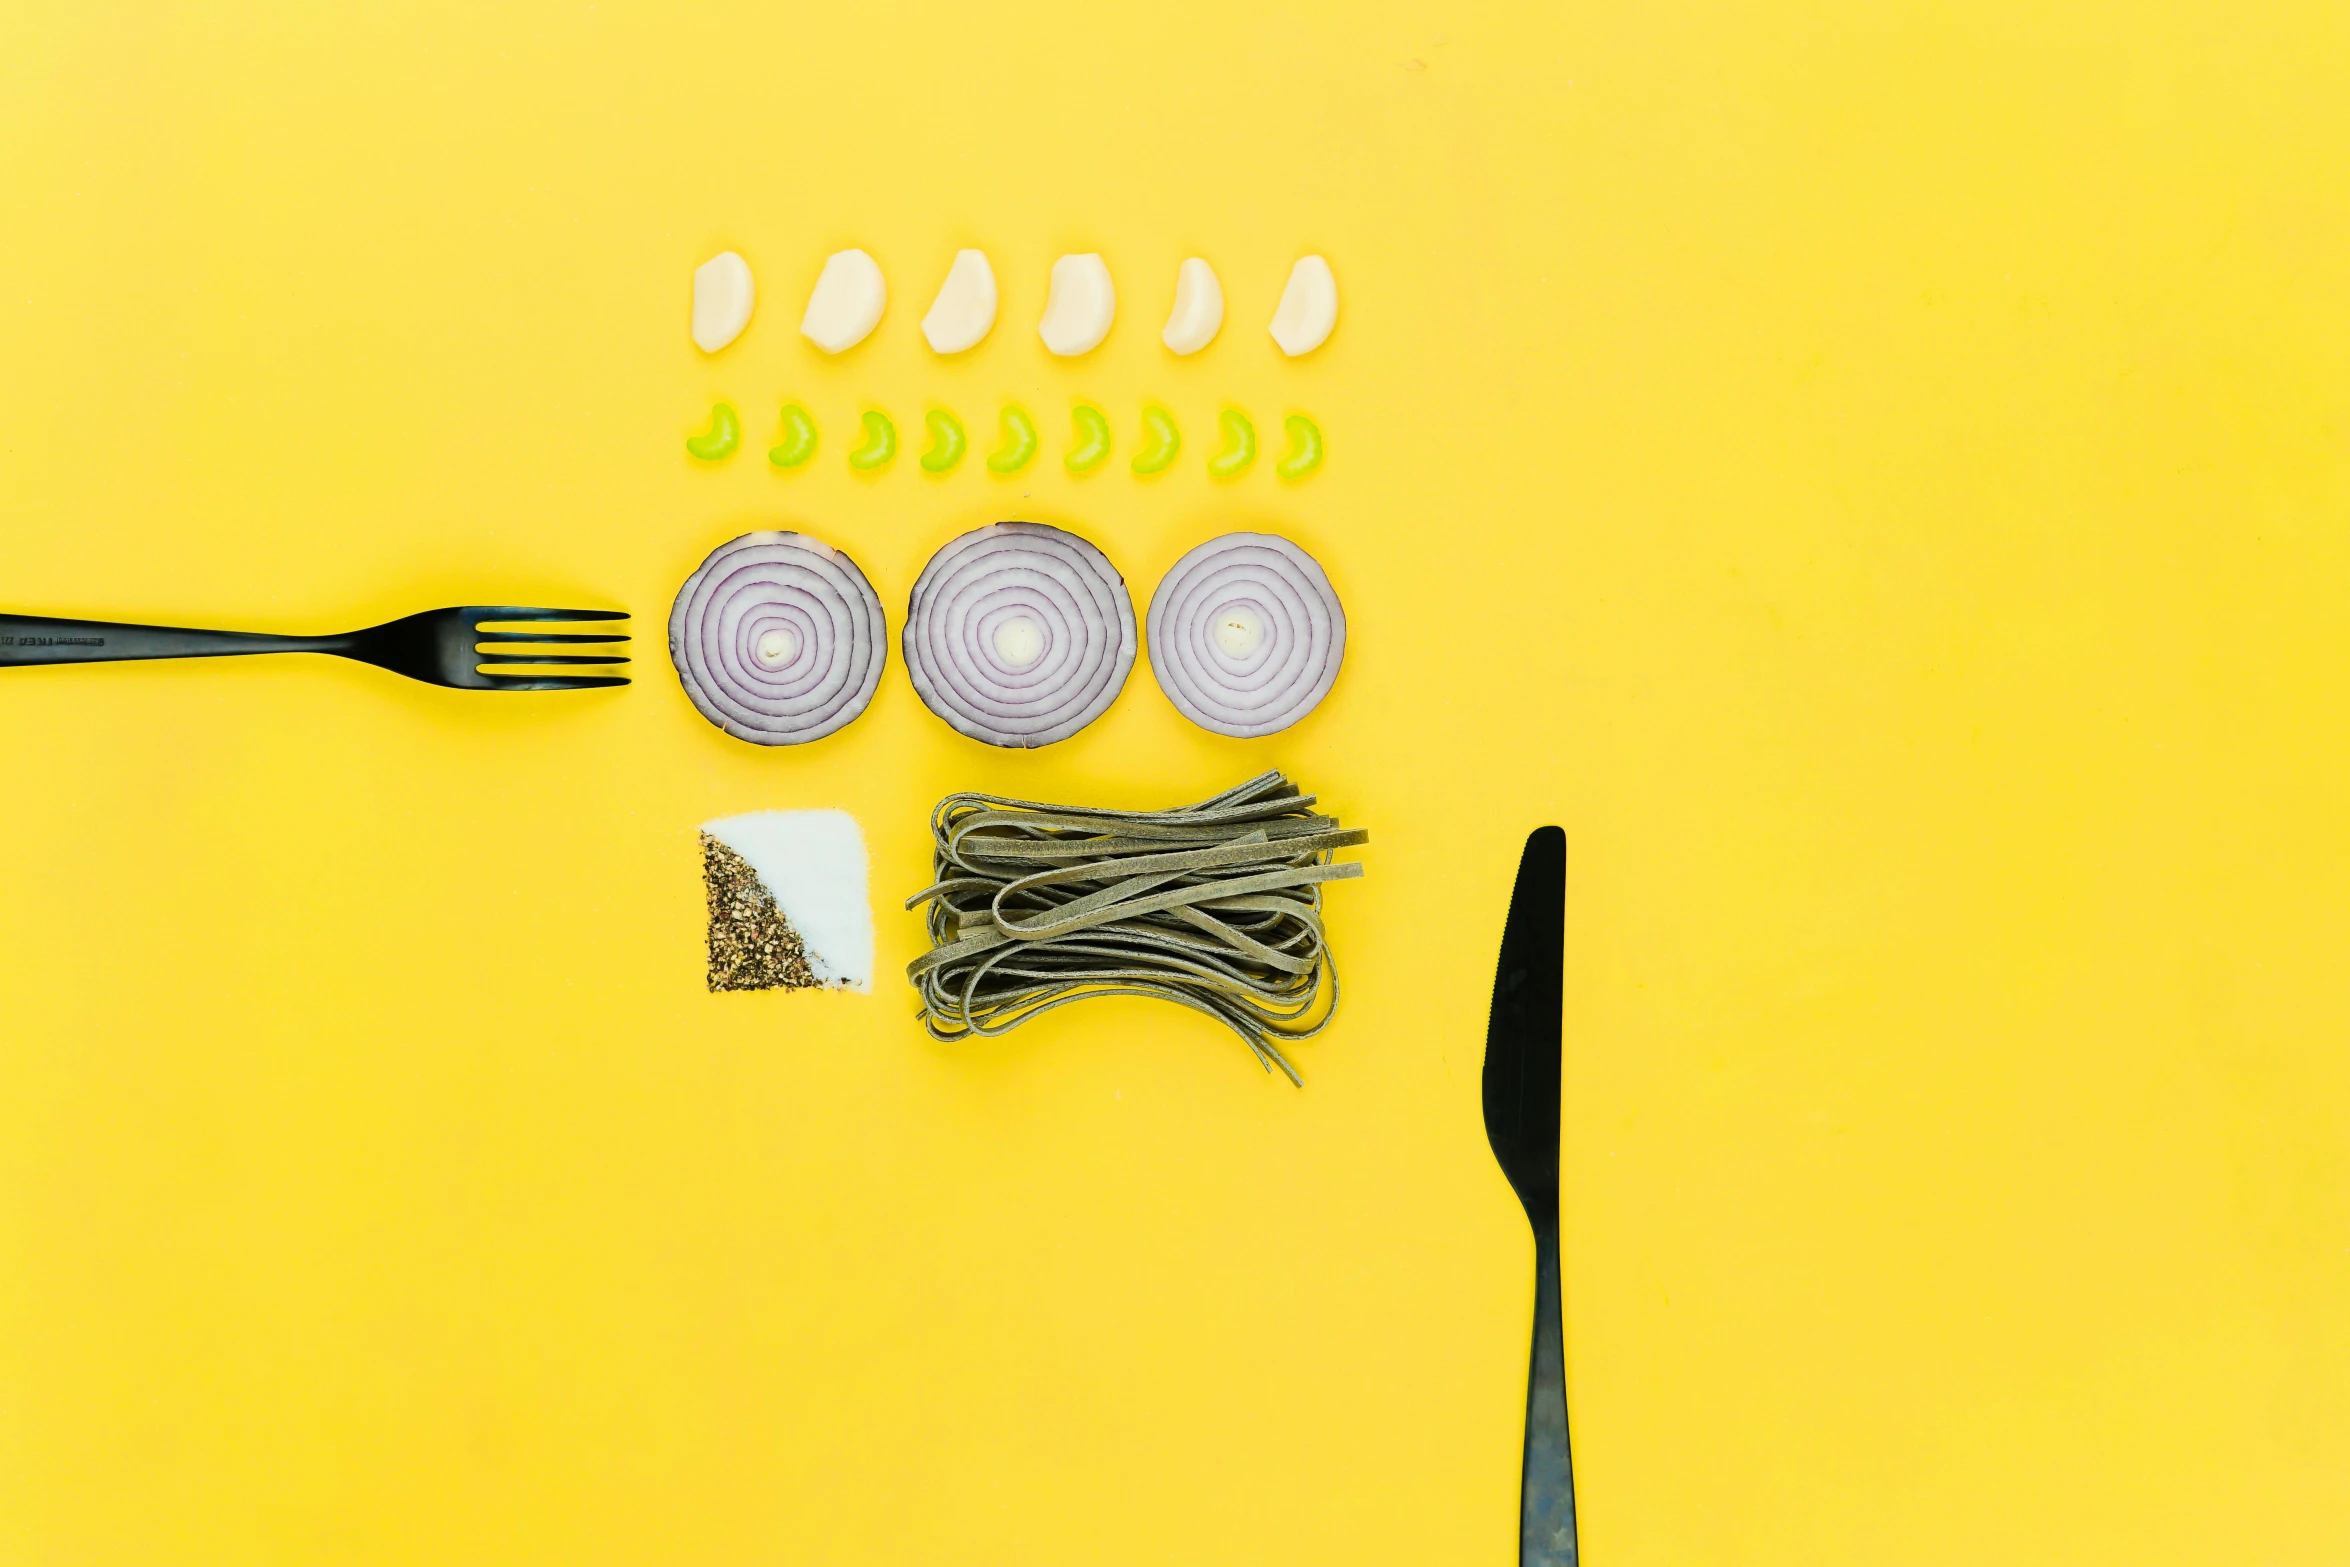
0 606 629 691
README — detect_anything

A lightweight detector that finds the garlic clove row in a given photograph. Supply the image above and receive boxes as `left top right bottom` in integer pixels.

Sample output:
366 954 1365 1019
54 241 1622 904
694 249 1336 359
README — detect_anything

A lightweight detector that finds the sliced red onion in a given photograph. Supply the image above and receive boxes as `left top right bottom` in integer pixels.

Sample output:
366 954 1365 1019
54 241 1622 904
669 531 886 745
903 521 1137 748
1146 532 1346 738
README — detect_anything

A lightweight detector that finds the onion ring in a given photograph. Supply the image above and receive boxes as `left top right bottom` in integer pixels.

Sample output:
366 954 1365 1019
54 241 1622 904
1145 532 1345 737
669 530 886 745
903 521 1137 747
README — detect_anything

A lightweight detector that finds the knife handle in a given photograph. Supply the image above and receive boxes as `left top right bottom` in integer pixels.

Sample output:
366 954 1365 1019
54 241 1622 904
1521 1213 1578 1567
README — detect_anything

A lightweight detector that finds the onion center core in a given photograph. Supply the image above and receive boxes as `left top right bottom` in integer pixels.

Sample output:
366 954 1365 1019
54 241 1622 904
1212 605 1264 658
992 615 1045 669
755 626 801 668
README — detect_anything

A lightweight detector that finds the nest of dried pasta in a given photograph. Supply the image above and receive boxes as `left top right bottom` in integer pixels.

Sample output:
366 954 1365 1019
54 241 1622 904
906 771 1366 1084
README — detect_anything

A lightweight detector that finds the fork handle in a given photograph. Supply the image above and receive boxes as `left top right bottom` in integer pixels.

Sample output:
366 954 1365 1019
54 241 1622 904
0 613 348 667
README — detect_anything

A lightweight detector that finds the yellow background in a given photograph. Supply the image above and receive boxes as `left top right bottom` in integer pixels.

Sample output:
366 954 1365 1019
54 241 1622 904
4 2 2348 1562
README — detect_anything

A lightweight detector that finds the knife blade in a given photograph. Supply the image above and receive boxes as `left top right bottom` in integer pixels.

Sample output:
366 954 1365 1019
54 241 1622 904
1482 825 1575 1567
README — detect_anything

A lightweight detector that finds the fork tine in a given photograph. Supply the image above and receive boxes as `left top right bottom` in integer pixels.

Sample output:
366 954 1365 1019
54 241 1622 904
467 606 630 623
476 652 630 666
481 673 631 691
476 631 632 644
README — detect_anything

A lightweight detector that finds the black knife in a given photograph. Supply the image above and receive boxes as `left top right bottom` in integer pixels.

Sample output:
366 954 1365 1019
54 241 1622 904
1482 826 1575 1566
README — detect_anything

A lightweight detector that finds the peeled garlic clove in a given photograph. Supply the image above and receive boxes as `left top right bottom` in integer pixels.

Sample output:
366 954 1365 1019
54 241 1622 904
1161 257 1224 355
800 249 887 354
691 251 755 354
1269 255 1338 357
1038 253 1116 356
920 249 998 354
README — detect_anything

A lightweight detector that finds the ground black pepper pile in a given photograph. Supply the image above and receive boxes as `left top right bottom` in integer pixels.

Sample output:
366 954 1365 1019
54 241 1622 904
702 833 821 992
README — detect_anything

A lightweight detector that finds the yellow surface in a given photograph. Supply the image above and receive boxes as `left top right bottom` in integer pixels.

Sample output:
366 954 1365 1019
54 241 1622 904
3 2 2348 1562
